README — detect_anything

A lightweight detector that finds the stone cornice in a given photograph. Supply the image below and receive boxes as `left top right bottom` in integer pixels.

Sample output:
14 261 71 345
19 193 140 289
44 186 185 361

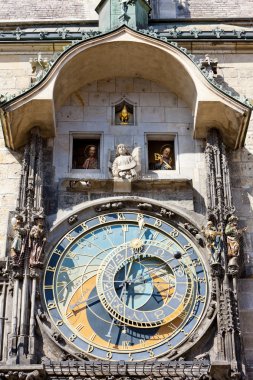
1 26 253 42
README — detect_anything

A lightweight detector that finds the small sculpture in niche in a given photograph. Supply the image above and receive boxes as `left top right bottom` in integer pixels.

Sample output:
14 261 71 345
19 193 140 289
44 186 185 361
154 144 173 170
112 144 141 180
82 145 98 169
10 214 27 266
202 220 222 263
29 216 46 268
119 104 130 124
225 215 246 269
115 99 134 125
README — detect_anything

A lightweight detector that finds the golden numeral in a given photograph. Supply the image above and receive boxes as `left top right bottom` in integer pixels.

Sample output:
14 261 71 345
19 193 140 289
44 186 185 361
87 345 94 353
121 224 129 232
147 349 155 358
47 266 55 272
139 339 146 348
184 243 192 251
69 334 77 342
117 213 125 221
98 215 107 224
90 232 97 240
106 351 113 359
122 341 130 349
76 323 85 331
47 302 56 310
152 231 159 240
90 333 96 341
197 295 206 303
66 311 74 319
170 229 179 238
67 251 77 259
53 249 62 255
81 222 88 231
65 234 75 242
165 240 174 249
44 285 53 290
154 219 162 227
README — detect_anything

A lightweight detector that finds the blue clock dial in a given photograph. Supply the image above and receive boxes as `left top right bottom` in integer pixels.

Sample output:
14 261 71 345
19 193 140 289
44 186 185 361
43 211 209 361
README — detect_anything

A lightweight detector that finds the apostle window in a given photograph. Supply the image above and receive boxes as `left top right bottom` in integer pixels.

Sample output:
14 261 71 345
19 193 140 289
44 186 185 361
147 136 175 171
72 137 100 170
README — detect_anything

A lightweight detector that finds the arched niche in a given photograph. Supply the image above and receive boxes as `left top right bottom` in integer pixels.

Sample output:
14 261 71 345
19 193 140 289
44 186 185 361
0 26 251 149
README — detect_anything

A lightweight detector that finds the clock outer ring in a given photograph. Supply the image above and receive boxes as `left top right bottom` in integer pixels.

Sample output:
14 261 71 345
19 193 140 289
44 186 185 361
41 197 212 361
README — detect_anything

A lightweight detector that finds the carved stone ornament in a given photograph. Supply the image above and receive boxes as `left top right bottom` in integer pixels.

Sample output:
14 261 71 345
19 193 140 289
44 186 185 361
137 202 153 211
3 129 47 366
160 207 175 219
29 53 50 84
204 128 245 378
95 201 124 212
68 214 78 225
0 370 44 380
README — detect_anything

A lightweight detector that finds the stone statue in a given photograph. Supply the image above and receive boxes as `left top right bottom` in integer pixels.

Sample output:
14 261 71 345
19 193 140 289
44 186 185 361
112 144 141 180
29 217 46 268
225 215 246 268
10 215 27 266
202 220 222 263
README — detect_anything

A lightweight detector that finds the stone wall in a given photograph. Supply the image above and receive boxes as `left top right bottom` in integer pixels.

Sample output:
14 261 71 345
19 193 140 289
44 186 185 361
53 76 204 218
0 128 21 258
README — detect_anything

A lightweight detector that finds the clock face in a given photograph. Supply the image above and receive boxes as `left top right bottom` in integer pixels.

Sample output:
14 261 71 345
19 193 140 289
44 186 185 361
43 211 209 361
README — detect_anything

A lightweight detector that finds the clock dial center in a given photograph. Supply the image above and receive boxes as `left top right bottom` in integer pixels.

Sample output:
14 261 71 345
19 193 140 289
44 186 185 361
115 261 154 309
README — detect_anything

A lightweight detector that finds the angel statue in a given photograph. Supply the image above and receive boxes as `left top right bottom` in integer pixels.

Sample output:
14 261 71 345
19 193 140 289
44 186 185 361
111 144 141 180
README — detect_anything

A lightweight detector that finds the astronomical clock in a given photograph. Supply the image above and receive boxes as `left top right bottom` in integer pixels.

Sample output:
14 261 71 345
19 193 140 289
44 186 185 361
42 203 211 362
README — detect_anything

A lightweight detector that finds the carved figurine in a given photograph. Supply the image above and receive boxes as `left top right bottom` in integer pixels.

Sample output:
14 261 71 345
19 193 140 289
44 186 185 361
112 144 141 180
29 217 46 268
82 145 98 169
225 215 246 266
154 145 173 170
10 215 27 266
202 221 222 262
119 104 129 124
119 0 134 14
